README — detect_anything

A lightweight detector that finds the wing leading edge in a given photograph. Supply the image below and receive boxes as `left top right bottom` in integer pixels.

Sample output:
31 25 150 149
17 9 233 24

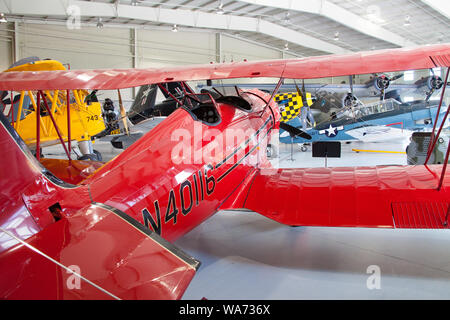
239 165 450 229
0 44 449 91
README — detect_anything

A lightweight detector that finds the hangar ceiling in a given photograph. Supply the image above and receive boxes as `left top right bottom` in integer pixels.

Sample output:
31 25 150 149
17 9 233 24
0 0 449 57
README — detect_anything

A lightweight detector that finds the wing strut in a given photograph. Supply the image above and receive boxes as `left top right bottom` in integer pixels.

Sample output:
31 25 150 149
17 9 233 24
426 66 449 164
38 90 71 160
117 89 129 136
66 90 72 166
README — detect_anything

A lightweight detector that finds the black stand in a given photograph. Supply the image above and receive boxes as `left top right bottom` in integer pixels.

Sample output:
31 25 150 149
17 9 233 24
312 141 341 167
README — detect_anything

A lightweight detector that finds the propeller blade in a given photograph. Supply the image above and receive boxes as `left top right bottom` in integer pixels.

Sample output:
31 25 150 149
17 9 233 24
294 80 303 99
349 75 354 96
390 73 404 81
117 89 130 136
302 79 306 97
280 122 312 140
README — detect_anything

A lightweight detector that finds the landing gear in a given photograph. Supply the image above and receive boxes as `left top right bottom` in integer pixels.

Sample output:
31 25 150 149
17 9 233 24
267 143 279 159
78 149 102 162
32 147 44 159
298 144 308 152
76 140 103 161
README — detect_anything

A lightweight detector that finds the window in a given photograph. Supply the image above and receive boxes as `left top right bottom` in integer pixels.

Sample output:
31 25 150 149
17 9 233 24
404 96 414 102
404 71 415 81
430 67 441 76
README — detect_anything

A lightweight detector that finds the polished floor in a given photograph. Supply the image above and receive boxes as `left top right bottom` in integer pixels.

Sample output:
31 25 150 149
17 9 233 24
45 137 450 299
175 138 450 300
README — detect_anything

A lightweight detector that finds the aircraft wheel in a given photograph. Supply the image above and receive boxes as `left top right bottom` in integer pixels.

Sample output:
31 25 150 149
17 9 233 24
78 154 98 161
266 143 278 158
266 144 273 158
300 145 308 152
438 137 444 144
93 149 103 161
78 150 102 161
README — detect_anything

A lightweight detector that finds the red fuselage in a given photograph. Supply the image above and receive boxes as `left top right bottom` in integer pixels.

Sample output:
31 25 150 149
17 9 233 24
84 89 277 241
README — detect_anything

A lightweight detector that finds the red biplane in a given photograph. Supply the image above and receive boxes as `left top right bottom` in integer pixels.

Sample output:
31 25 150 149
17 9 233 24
0 44 449 300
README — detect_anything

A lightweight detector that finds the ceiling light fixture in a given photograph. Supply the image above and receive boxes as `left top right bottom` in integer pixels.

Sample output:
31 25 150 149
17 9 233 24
0 13 7 23
403 15 411 26
216 1 225 15
131 0 138 6
96 17 103 29
334 31 340 41
284 12 290 25
172 24 178 32
283 42 289 51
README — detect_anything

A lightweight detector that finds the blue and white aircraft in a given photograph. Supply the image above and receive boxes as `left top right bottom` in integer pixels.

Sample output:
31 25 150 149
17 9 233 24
280 98 449 147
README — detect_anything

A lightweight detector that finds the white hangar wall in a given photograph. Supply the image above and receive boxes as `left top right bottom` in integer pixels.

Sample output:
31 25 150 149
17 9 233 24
0 22 288 102
0 24 12 71
0 22 446 105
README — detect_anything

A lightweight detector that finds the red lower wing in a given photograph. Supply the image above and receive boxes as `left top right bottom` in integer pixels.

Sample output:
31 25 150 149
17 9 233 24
0 203 199 300
242 165 450 229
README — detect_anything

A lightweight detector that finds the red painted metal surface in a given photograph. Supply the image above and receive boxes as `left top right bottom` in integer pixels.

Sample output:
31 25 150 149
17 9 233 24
242 166 449 228
439 139 450 191
1 45 450 299
39 158 104 185
84 89 276 241
0 203 197 300
0 44 448 91
426 67 449 163
0 109 199 299
392 202 449 228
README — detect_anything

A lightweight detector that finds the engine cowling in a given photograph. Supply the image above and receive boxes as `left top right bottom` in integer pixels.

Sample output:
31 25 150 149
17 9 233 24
373 74 391 93
415 75 444 93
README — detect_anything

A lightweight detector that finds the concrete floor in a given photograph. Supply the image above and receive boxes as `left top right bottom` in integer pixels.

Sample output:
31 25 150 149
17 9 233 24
43 137 450 299
175 138 450 300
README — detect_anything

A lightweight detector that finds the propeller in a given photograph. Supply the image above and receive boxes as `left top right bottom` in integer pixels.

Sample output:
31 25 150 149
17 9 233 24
0 91 10 106
294 79 308 105
373 73 404 101
425 69 445 101
279 122 312 140
343 75 358 109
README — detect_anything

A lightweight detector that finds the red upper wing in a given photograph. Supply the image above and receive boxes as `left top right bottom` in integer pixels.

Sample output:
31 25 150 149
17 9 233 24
0 44 449 91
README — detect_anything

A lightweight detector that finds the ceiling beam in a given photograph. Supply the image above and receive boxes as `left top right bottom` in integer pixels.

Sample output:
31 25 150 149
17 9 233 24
238 0 418 47
0 0 350 54
420 0 450 19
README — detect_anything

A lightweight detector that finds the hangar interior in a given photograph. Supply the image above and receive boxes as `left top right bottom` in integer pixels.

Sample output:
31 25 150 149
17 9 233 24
0 0 450 299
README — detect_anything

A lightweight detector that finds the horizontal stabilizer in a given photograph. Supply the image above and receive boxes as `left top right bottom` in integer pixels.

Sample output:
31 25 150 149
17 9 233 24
242 165 449 229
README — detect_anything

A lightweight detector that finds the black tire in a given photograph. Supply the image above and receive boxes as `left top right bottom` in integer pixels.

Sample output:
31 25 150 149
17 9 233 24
266 144 273 158
78 154 98 161
300 145 307 152
78 150 102 161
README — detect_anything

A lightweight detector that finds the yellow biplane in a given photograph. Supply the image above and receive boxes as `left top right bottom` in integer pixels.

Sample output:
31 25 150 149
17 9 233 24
1 57 106 160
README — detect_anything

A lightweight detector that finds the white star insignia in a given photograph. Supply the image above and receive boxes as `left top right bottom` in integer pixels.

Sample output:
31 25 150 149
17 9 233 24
325 124 337 137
